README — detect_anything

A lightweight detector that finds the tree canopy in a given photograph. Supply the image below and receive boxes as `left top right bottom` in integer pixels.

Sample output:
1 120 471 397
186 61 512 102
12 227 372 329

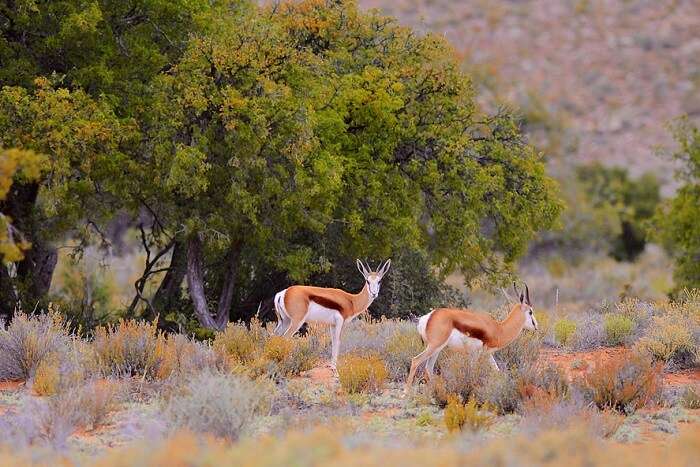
654 119 700 290
0 0 562 329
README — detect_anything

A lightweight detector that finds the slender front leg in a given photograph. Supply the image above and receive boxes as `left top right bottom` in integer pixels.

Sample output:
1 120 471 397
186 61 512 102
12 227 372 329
329 316 344 372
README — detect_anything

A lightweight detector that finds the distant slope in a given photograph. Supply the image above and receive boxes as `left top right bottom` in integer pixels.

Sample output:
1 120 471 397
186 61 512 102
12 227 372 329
360 0 700 183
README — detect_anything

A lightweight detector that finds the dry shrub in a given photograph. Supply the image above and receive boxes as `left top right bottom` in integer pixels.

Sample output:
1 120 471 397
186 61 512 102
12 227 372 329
444 395 493 433
77 379 124 430
157 334 228 380
603 313 635 346
428 349 492 407
41 421 700 466
519 397 623 439
0 311 71 381
212 322 258 364
578 350 662 413
338 354 388 394
681 386 700 409
32 355 60 396
635 313 698 369
383 321 424 381
554 318 577 346
163 371 272 441
0 378 123 449
91 319 164 378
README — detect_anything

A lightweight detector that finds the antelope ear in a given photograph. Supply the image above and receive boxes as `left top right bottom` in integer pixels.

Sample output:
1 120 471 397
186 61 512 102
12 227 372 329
378 259 392 278
525 283 531 305
356 259 369 278
519 292 525 304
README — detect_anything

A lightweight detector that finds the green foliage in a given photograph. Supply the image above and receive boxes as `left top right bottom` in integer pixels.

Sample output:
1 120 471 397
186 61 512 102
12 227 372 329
1 0 562 329
0 148 45 262
653 119 700 289
554 318 577 346
576 163 660 261
603 313 635 346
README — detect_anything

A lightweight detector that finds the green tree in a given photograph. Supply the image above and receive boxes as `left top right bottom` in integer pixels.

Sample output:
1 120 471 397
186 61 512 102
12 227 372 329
576 163 660 261
0 0 220 320
654 119 700 289
138 0 561 328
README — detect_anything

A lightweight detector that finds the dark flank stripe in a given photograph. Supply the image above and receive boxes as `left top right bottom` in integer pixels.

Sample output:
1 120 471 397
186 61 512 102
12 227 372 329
309 295 343 312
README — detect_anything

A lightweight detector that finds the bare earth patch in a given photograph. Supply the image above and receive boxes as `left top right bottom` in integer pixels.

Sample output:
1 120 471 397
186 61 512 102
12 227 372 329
540 347 700 387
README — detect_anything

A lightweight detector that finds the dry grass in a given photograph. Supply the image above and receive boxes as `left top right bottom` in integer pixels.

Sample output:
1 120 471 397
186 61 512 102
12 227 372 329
0 311 71 381
578 350 662 414
337 354 388 394
443 395 494 433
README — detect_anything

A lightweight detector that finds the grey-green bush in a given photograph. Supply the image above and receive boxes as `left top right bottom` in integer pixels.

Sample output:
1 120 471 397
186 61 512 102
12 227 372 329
163 371 273 441
0 312 71 381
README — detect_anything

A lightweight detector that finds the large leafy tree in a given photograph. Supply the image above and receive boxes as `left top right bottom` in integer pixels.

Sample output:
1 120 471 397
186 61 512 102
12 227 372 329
654 119 700 289
138 0 561 329
1 0 561 329
0 0 218 319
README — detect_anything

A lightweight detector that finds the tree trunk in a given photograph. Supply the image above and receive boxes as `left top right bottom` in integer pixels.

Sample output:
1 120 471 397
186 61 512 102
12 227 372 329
150 240 187 321
186 235 219 330
0 181 57 315
15 241 57 309
0 265 16 324
215 242 241 329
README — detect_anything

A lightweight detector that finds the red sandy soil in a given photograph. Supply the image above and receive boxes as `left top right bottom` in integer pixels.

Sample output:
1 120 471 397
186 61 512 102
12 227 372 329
541 347 700 387
0 381 24 392
300 364 339 387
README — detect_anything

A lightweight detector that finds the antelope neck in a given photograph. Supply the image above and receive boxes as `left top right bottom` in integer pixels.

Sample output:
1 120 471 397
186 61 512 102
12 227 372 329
493 306 526 349
350 283 373 316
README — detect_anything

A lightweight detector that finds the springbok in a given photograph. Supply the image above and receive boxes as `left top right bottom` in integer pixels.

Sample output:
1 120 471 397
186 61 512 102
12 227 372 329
405 283 538 390
273 259 391 370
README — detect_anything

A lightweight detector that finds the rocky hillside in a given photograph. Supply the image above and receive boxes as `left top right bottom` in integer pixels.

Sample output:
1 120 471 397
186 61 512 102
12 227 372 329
360 0 700 184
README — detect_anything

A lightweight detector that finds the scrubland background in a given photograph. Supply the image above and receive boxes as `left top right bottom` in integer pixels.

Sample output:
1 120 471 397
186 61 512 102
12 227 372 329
0 0 699 465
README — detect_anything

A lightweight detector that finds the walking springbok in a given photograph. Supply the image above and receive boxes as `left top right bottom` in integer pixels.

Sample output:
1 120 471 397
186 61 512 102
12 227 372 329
405 283 538 391
273 259 391 370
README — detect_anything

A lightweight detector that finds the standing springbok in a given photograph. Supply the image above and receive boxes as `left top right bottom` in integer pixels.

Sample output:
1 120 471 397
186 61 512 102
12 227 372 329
273 259 391 370
405 283 538 390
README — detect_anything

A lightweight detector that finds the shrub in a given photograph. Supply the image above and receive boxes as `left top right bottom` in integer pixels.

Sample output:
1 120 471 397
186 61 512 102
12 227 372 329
32 356 60 396
91 320 164 378
635 314 698 369
578 351 662 413
0 311 71 381
337 354 388 394
494 331 542 373
156 334 227 380
604 313 635 346
73 379 124 431
681 386 700 409
283 337 322 376
444 395 494 433
569 314 605 350
0 378 120 449
554 318 577 346
163 371 272 441
428 349 492 407
384 322 424 381
212 322 258 364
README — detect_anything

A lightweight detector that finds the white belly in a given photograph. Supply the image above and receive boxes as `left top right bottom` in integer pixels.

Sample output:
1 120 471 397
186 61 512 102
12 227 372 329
305 301 340 324
447 330 484 351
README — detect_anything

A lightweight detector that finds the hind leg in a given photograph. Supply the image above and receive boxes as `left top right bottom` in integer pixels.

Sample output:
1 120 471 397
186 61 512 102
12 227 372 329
424 348 443 382
405 343 443 393
282 316 305 338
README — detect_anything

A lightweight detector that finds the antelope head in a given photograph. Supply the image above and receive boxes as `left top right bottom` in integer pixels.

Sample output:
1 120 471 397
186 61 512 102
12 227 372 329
356 259 392 300
514 281 538 331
